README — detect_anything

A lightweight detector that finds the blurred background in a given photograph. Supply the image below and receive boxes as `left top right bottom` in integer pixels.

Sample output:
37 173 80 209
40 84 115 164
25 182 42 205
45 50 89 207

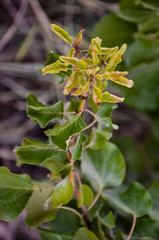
0 0 159 239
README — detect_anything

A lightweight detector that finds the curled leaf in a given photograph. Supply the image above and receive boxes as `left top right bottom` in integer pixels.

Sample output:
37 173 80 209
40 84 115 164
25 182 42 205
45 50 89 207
74 29 85 46
101 92 124 103
50 24 72 44
42 60 69 75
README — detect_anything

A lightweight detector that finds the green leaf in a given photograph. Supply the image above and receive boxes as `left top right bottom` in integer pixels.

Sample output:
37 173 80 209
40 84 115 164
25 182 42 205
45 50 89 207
138 15 159 35
81 142 125 189
92 217 104 239
95 13 136 47
48 180 73 207
86 129 109 150
44 51 59 66
99 211 115 229
78 184 94 208
93 86 102 105
14 138 57 165
96 102 117 118
102 182 152 217
42 60 69 75
133 218 159 239
49 209 81 236
40 229 72 240
70 134 86 160
25 181 56 226
27 94 64 128
50 24 72 44
73 227 99 240
139 0 159 10
43 157 71 175
148 182 159 221
0 167 33 221
118 0 153 23
60 56 87 70
101 92 124 103
45 114 86 150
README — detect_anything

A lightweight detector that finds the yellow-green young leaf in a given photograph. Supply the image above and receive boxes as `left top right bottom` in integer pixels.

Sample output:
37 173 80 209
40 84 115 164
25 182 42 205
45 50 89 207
49 180 73 207
91 48 99 64
106 44 127 71
60 56 87 70
101 92 124 103
42 60 69 75
110 76 134 88
101 46 118 55
103 71 128 79
93 86 102 104
63 72 78 95
71 82 89 97
95 74 103 81
89 37 102 54
83 57 94 66
50 24 72 44
78 184 94 208
67 47 75 57
74 29 85 46
0 167 33 221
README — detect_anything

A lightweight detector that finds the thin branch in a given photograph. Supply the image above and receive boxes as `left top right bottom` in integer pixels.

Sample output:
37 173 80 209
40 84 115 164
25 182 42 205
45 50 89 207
126 216 137 240
58 206 82 219
84 108 98 119
81 119 97 133
87 187 102 211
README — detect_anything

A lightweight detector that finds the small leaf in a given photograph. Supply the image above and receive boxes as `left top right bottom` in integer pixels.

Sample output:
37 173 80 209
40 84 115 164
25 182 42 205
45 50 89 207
67 47 75 57
86 129 108 150
27 94 64 128
14 138 57 165
101 92 124 103
48 180 73 207
50 24 72 44
102 182 152 217
0 167 33 221
93 86 102 105
45 114 86 150
73 227 99 240
60 56 87 70
70 134 86 160
74 29 85 46
99 211 115 229
43 157 71 175
42 60 69 75
81 142 125 189
25 181 56 227
96 102 117 118
44 51 59 66
78 184 94 208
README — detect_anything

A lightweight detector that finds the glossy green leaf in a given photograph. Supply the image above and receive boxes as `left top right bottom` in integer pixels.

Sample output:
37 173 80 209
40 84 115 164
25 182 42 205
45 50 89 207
48 180 73 207
14 138 57 165
25 181 56 226
42 60 69 75
27 94 64 128
102 182 152 217
95 13 136 47
92 217 104 239
78 184 94 208
139 0 159 10
50 24 72 44
101 92 124 103
99 211 115 229
49 209 81 236
70 134 86 160
45 114 86 150
86 129 109 150
60 56 87 70
44 51 59 66
81 142 125 189
73 227 99 240
96 102 117 118
139 15 159 34
118 0 153 22
40 229 72 240
0 167 33 221
148 182 159 221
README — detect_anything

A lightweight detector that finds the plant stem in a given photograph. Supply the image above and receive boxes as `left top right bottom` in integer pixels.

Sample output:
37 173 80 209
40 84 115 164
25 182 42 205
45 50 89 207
87 186 102 211
81 119 97 133
126 216 136 240
58 206 82 219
